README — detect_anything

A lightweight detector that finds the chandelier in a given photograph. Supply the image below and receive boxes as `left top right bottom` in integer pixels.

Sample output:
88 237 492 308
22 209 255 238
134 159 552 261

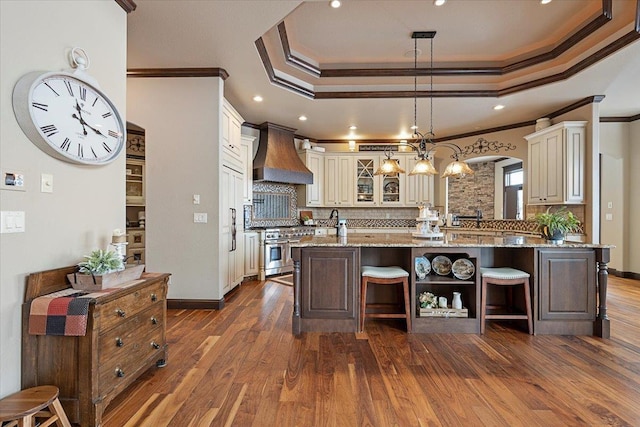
374 31 473 179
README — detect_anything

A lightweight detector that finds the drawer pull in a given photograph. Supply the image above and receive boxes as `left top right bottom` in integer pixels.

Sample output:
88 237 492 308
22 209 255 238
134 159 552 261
151 316 158 325
151 293 158 302
115 368 125 378
115 337 124 347
116 308 126 317
151 341 160 350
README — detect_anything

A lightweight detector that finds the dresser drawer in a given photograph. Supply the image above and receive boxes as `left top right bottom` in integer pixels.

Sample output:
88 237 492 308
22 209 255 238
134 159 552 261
97 281 166 331
98 325 165 396
98 303 164 368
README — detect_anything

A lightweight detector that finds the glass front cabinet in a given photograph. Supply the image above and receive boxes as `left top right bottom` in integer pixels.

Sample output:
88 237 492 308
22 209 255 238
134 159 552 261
353 155 405 207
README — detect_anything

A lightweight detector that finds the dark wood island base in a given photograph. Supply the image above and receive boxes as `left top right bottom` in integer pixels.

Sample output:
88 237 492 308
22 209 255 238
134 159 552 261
291 234 611 338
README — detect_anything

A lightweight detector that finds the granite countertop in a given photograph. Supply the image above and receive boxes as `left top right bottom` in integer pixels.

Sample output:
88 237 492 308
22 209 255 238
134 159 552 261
290 232 611 249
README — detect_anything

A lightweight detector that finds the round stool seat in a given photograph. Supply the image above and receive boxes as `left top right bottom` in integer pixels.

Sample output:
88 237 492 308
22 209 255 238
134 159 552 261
0 385 71 427
361 266 409 279
480 267 530 280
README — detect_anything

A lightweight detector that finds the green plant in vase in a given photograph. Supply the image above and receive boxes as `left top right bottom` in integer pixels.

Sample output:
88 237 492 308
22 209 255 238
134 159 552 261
534 207 580 243
78 249 124 276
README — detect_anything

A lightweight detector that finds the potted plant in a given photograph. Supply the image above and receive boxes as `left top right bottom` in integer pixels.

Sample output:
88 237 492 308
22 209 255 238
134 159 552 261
534 207 580 244
67 249 144 290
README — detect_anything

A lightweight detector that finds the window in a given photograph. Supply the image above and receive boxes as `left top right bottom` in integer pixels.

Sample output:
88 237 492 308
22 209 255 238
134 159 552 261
503 162 523 220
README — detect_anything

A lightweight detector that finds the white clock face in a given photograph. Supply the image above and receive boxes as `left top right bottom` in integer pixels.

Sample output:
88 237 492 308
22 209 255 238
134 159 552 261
23 73 124 165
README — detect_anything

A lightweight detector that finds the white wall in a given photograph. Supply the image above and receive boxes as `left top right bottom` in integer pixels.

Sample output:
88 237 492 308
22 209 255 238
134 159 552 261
629 120 640 274
0 1 127 397
127 78 224 300
600 122 629 272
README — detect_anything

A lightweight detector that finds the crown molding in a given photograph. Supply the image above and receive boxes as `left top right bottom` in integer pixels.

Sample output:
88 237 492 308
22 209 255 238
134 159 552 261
115 0 136 13
127 68 230 79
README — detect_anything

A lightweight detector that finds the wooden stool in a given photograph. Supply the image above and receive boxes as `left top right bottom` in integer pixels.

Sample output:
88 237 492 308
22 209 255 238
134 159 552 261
481 267 533 335
360 266 411 333
0 385 71 427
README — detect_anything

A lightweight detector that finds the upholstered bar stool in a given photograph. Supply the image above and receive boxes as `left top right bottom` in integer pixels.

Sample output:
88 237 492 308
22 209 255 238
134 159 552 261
480 267 533 335
360 266 411 333
0 385 71 427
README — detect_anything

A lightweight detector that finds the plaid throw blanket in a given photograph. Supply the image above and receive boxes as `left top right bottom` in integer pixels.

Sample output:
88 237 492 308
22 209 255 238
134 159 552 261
29 288 94 336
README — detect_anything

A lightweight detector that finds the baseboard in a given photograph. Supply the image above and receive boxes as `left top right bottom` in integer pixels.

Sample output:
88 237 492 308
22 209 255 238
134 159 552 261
608 269 640 281
167 298 224 310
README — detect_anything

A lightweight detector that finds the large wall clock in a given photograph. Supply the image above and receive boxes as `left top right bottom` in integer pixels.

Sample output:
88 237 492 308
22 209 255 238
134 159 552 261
12 49 125 165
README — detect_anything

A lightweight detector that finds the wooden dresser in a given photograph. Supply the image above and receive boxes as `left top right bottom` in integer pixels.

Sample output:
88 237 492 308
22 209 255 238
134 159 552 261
21 266 170 426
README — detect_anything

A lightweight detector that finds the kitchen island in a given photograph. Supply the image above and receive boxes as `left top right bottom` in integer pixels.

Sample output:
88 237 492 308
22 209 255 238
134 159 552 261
290 233 611 337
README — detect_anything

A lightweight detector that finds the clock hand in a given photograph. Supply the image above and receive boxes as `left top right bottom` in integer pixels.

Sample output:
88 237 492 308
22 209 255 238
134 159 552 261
73 100 106 137
84 122 106 137
72 113 88 136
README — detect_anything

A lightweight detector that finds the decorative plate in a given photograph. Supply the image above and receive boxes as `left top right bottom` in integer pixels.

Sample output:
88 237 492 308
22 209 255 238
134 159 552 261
432 255 452 276
415 256 431 280
452 258 475 280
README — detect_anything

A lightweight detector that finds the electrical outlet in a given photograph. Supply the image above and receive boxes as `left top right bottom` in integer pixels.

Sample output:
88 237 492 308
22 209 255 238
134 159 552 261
194 213 207 223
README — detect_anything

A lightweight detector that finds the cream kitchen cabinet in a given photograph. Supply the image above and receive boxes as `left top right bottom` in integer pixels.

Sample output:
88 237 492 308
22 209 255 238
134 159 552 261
244 231 260 277
222 99 244 171
525 121 586 205
297 149 324 206
241 135 256 204
125 159 145 206
324 155 353 206
220 164 244 294
404 155 435 206
353 155 405 207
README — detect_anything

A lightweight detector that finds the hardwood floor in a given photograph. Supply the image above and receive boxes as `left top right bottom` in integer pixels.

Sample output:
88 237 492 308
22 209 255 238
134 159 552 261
102 276 640 426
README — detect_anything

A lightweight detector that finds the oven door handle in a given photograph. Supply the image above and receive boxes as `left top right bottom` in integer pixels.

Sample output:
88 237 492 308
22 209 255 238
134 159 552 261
266 239 289 245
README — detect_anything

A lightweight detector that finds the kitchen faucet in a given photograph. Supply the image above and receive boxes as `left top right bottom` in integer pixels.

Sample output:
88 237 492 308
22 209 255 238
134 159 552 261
329 209 339 235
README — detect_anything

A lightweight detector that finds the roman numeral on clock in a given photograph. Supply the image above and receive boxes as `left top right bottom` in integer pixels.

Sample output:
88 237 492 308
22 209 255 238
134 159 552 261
64 80 73 96
102 112 112 119
108 130 119 138
91 147 98 158
102 142 112 153
40 124 58 137
79 87 87 101
60 138 71 151
77 144 84 158
32 102 48 112
44 82 59 96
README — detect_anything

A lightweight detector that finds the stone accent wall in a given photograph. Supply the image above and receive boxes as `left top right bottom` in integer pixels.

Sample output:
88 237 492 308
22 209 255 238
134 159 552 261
448 161 495 218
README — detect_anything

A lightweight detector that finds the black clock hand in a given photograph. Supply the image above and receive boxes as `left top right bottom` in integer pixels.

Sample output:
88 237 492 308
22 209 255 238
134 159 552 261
84 121 106 137
72 113 88 136
74 100 106 137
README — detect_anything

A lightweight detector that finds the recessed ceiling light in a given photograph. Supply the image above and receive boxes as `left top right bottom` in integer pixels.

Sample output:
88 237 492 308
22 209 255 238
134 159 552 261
493 104 505 110
349 125 357 130
298 115 308 121
252 95 263 102
330 0 341 8
434 0 446 6
540 0 552 4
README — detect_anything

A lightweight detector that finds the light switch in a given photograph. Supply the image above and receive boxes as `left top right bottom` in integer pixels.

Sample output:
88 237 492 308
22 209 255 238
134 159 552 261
1 211 26 233
193 194 200 204
607 202 613 209
605 213 613 221
41 173 53 193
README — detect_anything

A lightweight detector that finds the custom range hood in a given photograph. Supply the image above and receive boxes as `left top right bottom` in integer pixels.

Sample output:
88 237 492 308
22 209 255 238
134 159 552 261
253 122 313 185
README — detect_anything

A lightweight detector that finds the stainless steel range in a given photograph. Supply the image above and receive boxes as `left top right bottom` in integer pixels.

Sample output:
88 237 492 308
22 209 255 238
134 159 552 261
263 227 316 277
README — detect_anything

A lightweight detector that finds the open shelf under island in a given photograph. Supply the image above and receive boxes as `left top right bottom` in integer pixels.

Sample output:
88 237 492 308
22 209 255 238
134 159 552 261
290 233 611 337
